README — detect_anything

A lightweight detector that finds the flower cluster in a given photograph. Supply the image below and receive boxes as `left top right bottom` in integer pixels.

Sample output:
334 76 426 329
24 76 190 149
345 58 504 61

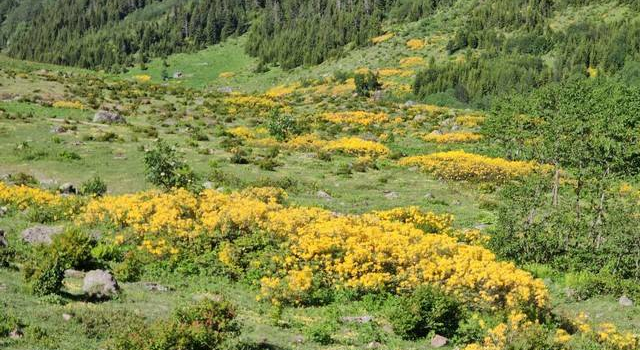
224 95 279 110
73 185 548 311
265 84 298 98
406 39 425 50
371 32 394 44
219 72 235 78
133 74 151 83
455 114 485 127
52 100 85 109
399 150 546 182
399 56 425 67
323 137 390 157
422 132 482 143
0 182 80 219
321 111 389 126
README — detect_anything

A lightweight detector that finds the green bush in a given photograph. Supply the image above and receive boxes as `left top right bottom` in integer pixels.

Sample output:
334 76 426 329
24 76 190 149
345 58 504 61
0 310 21 337
144 140 198 190
0 245 15 268
81 176 108 196
386 286 464 340
305 320 336 345
24 228 96 296
354 71 381 97
266 110 301 141
113 298 239 350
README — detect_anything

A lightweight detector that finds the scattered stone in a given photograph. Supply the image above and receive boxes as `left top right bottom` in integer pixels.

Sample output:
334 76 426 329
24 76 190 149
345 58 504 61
383 191 399 199
64 269 86 279
292 334 305 344
564 287 577 300
192 293 224 302
50 125 67 134
202 181 214 189
317 190 333 200
452 200 462 206
403 100 416 107
0 283 7 291
372 90 384 101
474 224 489 230
9 328 23 339
0 229 7 247
367 341 382 349
142 282 171 292
21 225 63 245
173 71 184 79
619 295 634 307
429 129 443 136
82 270 119 299
217 86 233 94
340 315 374 324
430 334 448 348
59 182 77 195
424 193 435 199
62 313 73 321
93 110 126 124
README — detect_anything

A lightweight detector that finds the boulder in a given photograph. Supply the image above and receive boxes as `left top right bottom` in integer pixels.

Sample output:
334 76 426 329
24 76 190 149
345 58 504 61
21 225 63 245
0 206 7 217
62 313 73 321
9 328 23 339
0 229 7 247
292 334 305 344
64 269 86 279
340 315 373 324
317 190 333 200
59 182 77 195
82 270 119 299
430 334 448 348
619 295 634 307
383 191 399 199
50 125 67 134
93 110 126 124
142 282 171 292
173 71 184 79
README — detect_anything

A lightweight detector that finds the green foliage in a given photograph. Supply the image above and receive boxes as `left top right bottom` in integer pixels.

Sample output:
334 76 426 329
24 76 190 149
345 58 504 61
354 71 381 97
386 286 464 340
81 176 107 197
0 309 21 337
304 320 336 345
24 227 96 296
143 140 198 190
266 111 301 141
113 298 239 350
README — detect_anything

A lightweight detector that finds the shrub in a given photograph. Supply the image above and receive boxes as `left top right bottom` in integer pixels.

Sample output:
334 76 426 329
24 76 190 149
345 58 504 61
0 245 15 268
305 320 336 345
354 71 381 96
144 140 198 190
386 286 464 340
81 176 107 196
24 228 96 296
266 110 301 141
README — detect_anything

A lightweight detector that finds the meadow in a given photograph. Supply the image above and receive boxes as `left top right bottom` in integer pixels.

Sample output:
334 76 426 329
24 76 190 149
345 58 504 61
1 5 640 350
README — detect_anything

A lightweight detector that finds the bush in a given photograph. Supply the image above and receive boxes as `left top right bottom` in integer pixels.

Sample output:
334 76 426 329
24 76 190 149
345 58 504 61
81 176 107 196
24 228 96 296
113 298 239 350
354 71 381 97
144 140 198 190
0 245 15 268
386 286 464 340
266 110 301 141
305 320 336 345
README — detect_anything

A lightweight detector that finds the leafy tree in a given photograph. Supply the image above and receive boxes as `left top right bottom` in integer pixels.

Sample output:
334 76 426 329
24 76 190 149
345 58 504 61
143 140 198 190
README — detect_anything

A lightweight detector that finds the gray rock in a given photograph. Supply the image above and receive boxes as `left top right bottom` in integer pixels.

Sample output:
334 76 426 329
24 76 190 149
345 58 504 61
0 229 7 247
292 335 305 344
424 193 435 199
474 224 489 230
50 125 67 134
64 269 86 279
372 90 384 101
340 315 374 324
62 313 73 321
202 181 214 189
59 182 77 194
0 206 7 217
82 270 119 299
21 225 63 245
317 190 333 200
367 341 382 349
383 191 399 199
217 86 233 94
619 295 634 307
9 328 23 339
142 282 171 292
403 100 416 107
173 71 183 79
93 110 126 124
431 334 448 348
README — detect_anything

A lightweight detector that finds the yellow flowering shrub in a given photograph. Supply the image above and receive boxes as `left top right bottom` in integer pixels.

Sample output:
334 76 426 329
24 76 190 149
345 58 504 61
224 95 279 110
400 56 425 67
52 100 85 109
219 71 235 78
7 184 547 312
371 32 394 44
265 84 299 98
227 126 256 139
422 132 482 143
399 150 547 182
377 68 404 77
456 114 486 127
0 182 81 219
321 111 389 126
406 39 425 50
285 133 328 151
323 137 390 157
133 74 151 83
